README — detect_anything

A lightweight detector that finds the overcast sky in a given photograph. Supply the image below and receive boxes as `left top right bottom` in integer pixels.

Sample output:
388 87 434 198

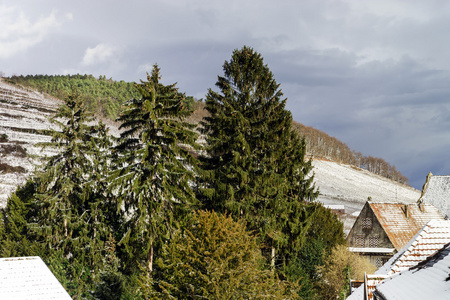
2 0 450 189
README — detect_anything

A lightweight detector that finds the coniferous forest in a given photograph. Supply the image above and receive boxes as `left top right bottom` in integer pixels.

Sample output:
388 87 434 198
0 47 376 299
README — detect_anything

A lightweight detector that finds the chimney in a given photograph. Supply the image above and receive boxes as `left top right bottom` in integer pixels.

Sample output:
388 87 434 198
404 204 409 218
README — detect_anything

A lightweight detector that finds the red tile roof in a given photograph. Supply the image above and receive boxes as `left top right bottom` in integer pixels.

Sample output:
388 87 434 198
369 202 443 251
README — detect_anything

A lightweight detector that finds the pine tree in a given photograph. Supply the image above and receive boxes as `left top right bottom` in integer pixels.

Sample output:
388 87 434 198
200 46 318 268
2 92 116 297
111 65 199 274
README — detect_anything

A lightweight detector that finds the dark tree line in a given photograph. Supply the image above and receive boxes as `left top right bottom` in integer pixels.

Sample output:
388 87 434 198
0 47 352 299
292 122 409 184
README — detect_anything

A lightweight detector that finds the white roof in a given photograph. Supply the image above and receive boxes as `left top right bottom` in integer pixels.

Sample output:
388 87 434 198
420 175 450 218
0 256 72 300
374 243 450 299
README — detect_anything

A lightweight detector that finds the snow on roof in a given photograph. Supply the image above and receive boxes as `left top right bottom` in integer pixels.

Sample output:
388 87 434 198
382 219 450 276
0 256 72 299
420 175 450 219
373 243 450 300
369 202 444 250
348 220 450 300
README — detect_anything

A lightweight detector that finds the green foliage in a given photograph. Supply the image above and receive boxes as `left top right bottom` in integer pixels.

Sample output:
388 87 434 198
143 210 298 299
1 92 117 298
111 65 199 274
317 244 376 300
6 74 196 120
7 74 140 119
200 46 320 270
282 257 319 300
0 49 349 299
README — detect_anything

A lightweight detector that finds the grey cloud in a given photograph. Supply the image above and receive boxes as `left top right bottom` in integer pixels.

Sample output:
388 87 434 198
3 0 450 189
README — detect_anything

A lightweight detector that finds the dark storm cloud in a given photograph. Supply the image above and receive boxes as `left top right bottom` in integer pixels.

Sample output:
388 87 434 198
267 47 450 189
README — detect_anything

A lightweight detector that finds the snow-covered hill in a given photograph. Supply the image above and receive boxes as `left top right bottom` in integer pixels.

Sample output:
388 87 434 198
0 79 60 204
313 159 421 233
0 79 422 234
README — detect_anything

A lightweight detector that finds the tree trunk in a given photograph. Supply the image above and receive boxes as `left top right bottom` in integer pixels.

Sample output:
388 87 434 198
148 239 154 272
271 246 275 271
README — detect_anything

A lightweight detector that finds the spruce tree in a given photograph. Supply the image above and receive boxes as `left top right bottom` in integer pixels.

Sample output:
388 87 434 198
2 92 115 297
200 46 319 269
111 65 199 274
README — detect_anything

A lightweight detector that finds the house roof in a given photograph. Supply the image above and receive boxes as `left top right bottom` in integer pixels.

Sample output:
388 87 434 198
419 174 450 219
0 256 72 300
373 243 450 300
369 202 444 250
347 274 389 300
347 219 450 300
379 219 450 276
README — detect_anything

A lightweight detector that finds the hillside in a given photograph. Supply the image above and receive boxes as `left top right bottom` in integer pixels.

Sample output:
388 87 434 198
312 159 420 233
0 79 60 204
0 78 421 233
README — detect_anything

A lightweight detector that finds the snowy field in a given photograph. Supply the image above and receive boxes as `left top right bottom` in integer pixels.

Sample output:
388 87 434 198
312 159 421 234
0 79 59 205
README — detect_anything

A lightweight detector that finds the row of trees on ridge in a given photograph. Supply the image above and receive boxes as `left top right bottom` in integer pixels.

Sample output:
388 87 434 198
293 122 409 184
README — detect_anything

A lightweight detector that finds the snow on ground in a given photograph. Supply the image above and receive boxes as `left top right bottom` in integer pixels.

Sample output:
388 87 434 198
0 79 60 206
312 159 422 234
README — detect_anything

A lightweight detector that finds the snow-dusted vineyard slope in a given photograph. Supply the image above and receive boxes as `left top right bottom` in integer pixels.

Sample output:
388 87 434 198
0 79 61 205
313 159 421 234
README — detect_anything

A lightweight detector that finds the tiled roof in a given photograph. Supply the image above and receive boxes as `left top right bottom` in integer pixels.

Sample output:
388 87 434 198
385 219 450 275
369 202 444 250
374 243 450 300
420 175 450 219
0 256 72 300
348 220 450 300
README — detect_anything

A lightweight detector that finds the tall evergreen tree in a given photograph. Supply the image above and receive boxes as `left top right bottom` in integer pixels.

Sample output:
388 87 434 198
1 92 115 297
111 65 199 274
200 46 319 268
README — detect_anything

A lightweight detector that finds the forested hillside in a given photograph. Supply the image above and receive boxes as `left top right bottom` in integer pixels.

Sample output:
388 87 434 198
5 74 195 120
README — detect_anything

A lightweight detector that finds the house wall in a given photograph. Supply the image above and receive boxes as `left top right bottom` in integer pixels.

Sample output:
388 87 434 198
362 254 392 268
347 203 395 268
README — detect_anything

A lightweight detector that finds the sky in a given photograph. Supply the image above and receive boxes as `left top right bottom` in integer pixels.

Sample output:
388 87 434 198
1 0 450 190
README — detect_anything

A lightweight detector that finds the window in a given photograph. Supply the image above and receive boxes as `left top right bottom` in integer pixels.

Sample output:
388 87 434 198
375 257 382 268
362 217 372 229
354 235 365 247
369 236 378 247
